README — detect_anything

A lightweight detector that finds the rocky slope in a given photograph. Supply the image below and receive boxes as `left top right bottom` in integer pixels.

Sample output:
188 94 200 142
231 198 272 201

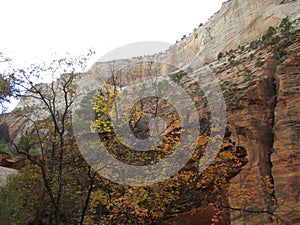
1 0 300 224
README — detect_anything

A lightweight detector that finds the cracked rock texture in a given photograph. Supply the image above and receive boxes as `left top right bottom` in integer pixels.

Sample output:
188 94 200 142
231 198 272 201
1 0 300 224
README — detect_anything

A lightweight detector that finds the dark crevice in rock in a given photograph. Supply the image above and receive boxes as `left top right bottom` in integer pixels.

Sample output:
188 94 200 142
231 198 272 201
265 58 280 208
280 0 296 5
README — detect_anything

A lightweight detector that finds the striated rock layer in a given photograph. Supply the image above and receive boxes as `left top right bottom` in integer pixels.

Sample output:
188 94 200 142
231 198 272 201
218 37 300 224
1 0 300 224
272 42 300 224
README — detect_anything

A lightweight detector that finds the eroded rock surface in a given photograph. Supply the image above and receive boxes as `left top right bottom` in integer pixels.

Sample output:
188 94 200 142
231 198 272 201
1 0 300 224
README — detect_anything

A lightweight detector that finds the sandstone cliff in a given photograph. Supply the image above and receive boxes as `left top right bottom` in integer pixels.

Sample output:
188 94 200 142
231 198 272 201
1 0 300 224
217 36 300 224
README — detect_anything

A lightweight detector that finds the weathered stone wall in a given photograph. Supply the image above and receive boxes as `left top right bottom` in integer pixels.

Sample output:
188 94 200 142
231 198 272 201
2 0 300 224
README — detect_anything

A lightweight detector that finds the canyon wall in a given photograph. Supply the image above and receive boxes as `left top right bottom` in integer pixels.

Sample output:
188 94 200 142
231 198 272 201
1 0 300 224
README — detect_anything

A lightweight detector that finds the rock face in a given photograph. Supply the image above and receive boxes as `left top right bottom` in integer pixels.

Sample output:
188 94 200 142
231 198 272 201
83 0 300 89
221 36 300 224
153 0 300 68
0 166 17 186
194 0 300 61
163 205 230 225
0 153 25 169
1 0 300 224
272 42 300 224
0 111 33 142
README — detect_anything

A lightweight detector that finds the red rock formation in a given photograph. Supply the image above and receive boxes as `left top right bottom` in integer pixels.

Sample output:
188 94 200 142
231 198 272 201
271 40 300 224
163 205 230 225
0 154 25 169
1 0 300 224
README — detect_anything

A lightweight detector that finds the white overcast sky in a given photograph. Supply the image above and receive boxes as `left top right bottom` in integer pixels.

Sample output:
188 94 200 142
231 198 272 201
0 0 225 65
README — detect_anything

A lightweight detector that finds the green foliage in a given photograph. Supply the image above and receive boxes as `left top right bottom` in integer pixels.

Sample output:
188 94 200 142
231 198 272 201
0 143 16 155
72 90 97 133
279 16 292 37
278 50 289 64
227 50 236 63
16 133 35 154
255 58 263 67
0 165 39 225
245 68 251 74
218 52 224 60
250 40 261 49
239 45 245 51
262 26 279 45
247 17 296 51
262 26 276 40
279 49 288 58
170 71 188 83
0 136 96 224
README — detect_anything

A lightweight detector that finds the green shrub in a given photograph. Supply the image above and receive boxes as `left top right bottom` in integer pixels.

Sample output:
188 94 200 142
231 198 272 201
217 52 224 60
262 26 277 45
0 167 36 225
250 40 261 49
255 58 263 67
279 16 292 37
279 50 288 58
170 71 187 83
